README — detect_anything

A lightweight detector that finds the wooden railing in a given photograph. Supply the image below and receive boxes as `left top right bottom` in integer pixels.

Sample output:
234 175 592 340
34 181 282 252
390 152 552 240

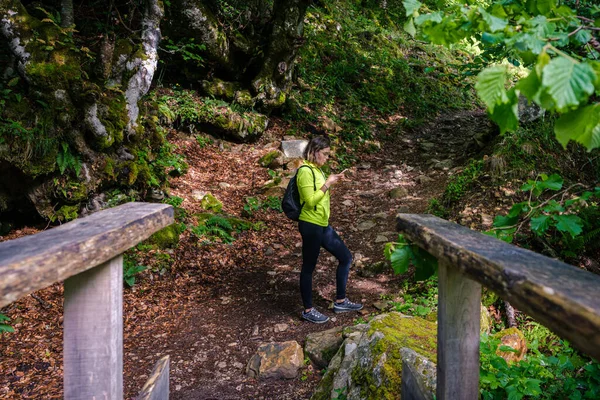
0 202 174 399
397 214 600 400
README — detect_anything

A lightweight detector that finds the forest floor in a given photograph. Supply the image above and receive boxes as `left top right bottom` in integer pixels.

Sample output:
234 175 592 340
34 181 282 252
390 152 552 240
0 112 488 399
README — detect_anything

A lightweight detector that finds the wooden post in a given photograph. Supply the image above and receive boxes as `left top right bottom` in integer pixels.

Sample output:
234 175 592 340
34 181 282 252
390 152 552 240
437 260 481 400
64 256 123 399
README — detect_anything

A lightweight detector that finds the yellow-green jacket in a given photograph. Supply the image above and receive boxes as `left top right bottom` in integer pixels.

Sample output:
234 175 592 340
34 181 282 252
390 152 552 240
297 161 330 227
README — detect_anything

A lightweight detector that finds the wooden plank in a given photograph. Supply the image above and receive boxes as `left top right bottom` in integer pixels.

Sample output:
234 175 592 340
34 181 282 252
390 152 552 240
397 213 600 360
64 255 123 399
437 261 481 400
136 355 170 400
0 202 173 308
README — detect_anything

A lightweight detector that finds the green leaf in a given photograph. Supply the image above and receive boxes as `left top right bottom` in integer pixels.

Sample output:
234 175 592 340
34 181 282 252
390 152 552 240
476 66 508 112
573 29 592 46
516 69 542 102
411 246 438 281
490 97 519 134
543 200 565 213
484 227 516 243
530 215 550 234
390 246 410 274
554 104 600 150
536 0 556 14
541 57 597 112
493 215 518 228
479 7 508 33
554 214 584 237
404 18 416 37
403 0 422 17
539 173 563 191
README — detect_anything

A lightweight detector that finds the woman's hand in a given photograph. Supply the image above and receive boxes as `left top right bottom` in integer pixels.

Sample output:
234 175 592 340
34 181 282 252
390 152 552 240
322 172 345 192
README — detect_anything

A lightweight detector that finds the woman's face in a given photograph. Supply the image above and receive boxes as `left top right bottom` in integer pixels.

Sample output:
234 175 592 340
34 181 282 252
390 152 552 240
315 147 331 166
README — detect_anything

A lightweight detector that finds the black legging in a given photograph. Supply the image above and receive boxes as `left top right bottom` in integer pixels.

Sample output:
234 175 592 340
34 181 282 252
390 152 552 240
298 221 353 309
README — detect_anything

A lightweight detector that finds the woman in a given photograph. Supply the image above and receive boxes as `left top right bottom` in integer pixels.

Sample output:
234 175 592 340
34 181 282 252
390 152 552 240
297 136 363 323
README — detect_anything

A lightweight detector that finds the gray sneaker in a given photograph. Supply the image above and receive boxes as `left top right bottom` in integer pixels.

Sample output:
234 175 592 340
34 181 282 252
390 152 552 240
333 298 363 313
302 308 330 324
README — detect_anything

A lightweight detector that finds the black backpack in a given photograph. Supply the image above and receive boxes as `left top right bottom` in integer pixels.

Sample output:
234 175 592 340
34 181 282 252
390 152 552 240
282 165 316 221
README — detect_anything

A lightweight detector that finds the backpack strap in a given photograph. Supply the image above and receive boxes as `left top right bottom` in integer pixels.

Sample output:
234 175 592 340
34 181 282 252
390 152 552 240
297 165 318 211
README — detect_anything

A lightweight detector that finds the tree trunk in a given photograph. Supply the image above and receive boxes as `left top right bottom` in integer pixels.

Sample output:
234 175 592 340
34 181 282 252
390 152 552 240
251 0 312 110
61 0 74 28
0 0 170 221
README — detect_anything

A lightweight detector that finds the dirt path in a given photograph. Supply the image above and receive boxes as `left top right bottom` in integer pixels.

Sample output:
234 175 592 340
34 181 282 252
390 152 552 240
131 126 452 399
0 112 490 399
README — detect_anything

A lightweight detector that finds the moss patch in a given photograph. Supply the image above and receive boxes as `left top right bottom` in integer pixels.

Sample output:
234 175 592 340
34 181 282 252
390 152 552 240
147 224 180 249
355 313 437 400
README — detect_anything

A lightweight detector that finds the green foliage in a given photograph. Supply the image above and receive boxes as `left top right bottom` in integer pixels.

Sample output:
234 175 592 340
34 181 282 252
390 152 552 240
404 0 600 149
243 196 282 216
0 313 14 333
486 173 600 258
191 214 235 244
195 135 214 148
390 276 438 318
124 255 147 287
442 159 483 205
191 214 255 244
56 142 82 176
480 334 600 399
384 234 438 280
292 0 475 145
162 37 206 67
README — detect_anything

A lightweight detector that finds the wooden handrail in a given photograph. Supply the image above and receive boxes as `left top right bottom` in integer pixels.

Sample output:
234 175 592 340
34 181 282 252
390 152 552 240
397 213 600 399
0 202 174 399
0 202 173 308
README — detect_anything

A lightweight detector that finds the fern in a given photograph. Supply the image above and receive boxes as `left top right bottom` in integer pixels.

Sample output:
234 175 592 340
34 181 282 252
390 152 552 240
582 227 600 248
191 215 236 243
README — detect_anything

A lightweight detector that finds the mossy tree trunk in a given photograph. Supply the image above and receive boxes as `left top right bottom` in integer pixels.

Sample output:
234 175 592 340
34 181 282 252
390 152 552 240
164 0 312 111
0 0 168 222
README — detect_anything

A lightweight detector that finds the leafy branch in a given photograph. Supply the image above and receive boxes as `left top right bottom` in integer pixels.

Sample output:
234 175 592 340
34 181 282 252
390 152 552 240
402 0 600 150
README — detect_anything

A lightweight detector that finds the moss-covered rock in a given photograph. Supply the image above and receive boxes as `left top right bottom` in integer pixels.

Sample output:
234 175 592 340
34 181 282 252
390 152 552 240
147 223 180 249
493 327 527 363
201 78 239 100
312 312 437 400
199 193 222 212
258 150 284 168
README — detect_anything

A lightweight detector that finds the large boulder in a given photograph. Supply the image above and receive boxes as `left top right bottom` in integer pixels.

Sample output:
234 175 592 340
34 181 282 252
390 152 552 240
281 140 308 158
312 312 437 400
246 341 304 380
305 326 345 369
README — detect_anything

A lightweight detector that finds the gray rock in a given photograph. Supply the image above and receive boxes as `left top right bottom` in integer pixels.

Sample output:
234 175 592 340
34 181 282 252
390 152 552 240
433 160 453 170
375 235 389 243
357 261 388 278
342 200 354 207
389 187 409 199
416 175 434 184
274 323 289 333
373 212 388 219
304 326 344 368
518 94 545 123
281 140 308 158
357 220 377 231
246 341 304 380
400 348 436 400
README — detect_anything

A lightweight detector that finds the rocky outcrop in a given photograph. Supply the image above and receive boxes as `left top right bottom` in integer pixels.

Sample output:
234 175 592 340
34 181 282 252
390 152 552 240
312 312 437 400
